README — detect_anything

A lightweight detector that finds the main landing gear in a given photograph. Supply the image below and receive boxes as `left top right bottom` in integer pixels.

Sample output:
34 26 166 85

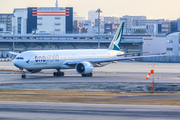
82 73 93 77
53 69 65 77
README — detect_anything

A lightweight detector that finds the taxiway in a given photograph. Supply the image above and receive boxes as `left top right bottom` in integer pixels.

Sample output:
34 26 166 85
0 101 180 120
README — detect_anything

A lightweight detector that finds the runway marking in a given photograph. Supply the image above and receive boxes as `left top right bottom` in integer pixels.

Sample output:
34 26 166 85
126 109 161 111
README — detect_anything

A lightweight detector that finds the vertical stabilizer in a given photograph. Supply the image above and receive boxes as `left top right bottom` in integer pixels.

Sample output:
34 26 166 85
108 22 124 51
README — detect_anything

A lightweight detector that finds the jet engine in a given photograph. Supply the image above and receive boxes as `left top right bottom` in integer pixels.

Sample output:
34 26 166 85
26 69 42 73
75 62 93 74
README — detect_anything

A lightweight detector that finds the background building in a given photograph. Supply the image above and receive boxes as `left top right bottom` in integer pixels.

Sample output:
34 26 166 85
104 17 120 24
0 14 13 32
12 8 27 34
0 23 6 32
143 36 166 55
166 32 180 56
88 24 104 34
73 20 80 33
88 10 98 21
73 12 85 21
170 20 179 33
83 20 92 28
161 21 171 34
12 7 73 34
120 15 146 28
104 23 112 34
141 19 164 26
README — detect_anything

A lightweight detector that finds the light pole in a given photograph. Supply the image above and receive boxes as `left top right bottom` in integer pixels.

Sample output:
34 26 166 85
96 8 102 49
13 26 15 52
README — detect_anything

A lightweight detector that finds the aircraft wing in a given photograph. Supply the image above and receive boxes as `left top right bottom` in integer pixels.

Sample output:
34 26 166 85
117 51 151 57
65 60 82 65
66 55 166 65
90 55 166 63
8 51 19 56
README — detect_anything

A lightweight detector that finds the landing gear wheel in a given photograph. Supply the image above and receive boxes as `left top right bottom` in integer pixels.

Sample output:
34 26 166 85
59 72 62 76
90 73 93 77
62 72 64 76
53 72 64 77
21 75 26 78
82 74 86 77
82 73 93 77
58 72 61 76
53 72 57 76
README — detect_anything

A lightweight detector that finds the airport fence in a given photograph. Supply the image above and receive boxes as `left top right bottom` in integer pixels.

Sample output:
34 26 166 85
141 56 180 63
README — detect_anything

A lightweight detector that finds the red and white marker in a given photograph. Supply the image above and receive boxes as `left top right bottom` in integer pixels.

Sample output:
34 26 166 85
146 69 154 80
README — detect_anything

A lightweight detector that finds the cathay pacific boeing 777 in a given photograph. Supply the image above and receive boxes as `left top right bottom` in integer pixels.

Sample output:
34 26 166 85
11 22 164 78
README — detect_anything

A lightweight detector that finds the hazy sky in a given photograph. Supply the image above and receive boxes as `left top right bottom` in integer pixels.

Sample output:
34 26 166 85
0 0 179 20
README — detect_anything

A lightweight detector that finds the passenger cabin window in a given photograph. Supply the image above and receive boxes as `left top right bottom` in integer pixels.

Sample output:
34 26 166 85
16 57 24 60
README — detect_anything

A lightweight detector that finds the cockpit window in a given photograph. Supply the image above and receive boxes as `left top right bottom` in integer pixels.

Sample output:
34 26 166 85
16 57 24 60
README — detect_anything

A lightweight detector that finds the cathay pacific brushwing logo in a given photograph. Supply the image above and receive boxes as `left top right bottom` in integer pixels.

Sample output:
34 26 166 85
113 31 121 49
108 22 124 51
26 59 30 64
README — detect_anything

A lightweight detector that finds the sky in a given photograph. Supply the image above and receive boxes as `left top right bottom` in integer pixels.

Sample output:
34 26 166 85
0 0 180 20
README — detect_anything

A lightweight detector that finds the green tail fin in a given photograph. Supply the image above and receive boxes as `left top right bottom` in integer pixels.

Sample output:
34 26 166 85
108 22 124 51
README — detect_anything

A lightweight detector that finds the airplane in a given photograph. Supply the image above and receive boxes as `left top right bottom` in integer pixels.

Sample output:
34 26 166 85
10 22 165 78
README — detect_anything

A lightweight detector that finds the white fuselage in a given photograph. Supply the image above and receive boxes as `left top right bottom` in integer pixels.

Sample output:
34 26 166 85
13 49 123 70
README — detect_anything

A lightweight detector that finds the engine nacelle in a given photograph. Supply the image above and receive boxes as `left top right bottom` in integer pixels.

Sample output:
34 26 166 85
75 62 93 74
26 69 42 73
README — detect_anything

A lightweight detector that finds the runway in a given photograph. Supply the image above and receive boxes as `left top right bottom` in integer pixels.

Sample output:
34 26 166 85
0 62 180 84
0 62 180 119
0 71 180 83
0 101 179 120
0 61 180 92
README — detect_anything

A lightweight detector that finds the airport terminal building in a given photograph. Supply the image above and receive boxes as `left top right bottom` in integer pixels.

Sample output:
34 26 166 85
166 32 180 56
0 33 166 59
0 2 180 62
12 7 73 34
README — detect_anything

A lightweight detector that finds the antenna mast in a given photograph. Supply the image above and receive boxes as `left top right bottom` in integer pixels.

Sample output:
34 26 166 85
55 0 58 7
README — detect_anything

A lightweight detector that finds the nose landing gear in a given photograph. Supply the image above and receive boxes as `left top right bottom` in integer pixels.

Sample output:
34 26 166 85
21 74 26 78
20 69 26 79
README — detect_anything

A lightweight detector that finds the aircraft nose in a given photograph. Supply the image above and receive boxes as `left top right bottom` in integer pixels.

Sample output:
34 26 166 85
13 60 22 68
